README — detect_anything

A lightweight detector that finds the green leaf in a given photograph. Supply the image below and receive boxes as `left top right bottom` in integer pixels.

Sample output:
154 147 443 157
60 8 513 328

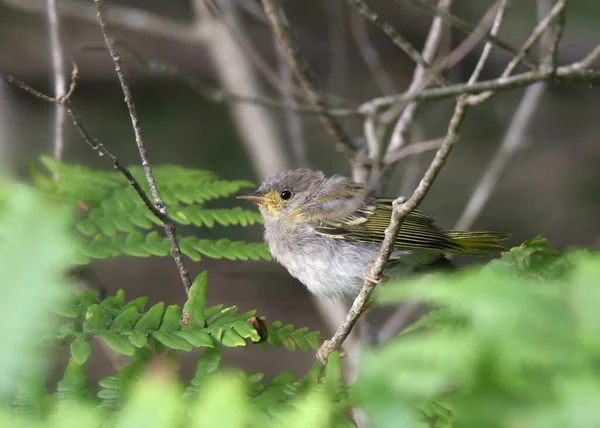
83 304 107 333
100 332 135 356
70 338 91 364
56 361 91 404
110 306 139 332
135 302 165 332
181 272 207 329
152 332 193 351
159 305 182 331
220 329 247 347
173 330 213 347
0 185 73 395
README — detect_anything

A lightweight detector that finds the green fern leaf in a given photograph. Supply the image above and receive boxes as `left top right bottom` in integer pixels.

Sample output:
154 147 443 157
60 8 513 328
56 361 91 404
70 337 91 364
12 373 48 418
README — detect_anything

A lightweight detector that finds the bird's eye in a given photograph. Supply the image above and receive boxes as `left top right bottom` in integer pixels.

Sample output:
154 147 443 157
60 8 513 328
280 190 293 201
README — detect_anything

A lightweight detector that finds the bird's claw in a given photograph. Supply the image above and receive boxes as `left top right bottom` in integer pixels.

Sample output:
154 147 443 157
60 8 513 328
364 265 389 286
316 340 347 364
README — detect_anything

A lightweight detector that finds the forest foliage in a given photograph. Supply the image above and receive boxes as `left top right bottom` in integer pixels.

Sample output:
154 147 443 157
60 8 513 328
0 160 598 428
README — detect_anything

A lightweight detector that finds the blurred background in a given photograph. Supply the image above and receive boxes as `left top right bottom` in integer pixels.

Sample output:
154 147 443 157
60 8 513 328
0 0 599 386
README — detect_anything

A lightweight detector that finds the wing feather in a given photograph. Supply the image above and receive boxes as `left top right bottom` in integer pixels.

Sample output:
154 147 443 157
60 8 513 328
312 198 464 252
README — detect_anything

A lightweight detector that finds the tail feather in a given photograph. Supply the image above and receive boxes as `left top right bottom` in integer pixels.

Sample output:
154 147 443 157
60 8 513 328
447 231 510 255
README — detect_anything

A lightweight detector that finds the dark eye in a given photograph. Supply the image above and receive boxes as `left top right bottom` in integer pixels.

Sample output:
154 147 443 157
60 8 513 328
280 190 293 201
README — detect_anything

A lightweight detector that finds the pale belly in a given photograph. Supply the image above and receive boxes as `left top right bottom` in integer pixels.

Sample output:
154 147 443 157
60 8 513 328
268 235 434 300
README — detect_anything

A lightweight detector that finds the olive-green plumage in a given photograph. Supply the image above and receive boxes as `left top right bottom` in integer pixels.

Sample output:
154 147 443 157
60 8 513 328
238 169 508 300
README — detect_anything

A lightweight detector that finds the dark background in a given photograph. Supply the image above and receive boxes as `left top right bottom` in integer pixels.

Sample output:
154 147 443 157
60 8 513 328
1 0 599 385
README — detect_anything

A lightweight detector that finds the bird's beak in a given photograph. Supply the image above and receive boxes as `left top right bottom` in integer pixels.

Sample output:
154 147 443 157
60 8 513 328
236 193 271 206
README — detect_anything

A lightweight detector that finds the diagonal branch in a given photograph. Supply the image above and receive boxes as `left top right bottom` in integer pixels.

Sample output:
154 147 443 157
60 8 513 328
94 0 191 295
387 0 453 155
398 0 537 69
317 98 471 363
345 0 443 85
260 0 358 162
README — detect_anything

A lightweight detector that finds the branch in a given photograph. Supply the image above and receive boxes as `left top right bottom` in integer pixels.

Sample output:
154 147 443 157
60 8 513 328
359 64 599 112
349 7 397 95
387 0 452 155
454 0 560 231
378 0 507 124
345 0 443 85
1 0 198 43
455 83 545 231
46 0 66 165
94 0 191 295
4 71 165 228
466 0 568 105
317 98 470 363
398 0 537 69
260 0 358 162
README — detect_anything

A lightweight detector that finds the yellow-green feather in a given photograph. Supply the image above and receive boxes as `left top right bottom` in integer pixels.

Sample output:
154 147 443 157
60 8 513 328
313 197 508 255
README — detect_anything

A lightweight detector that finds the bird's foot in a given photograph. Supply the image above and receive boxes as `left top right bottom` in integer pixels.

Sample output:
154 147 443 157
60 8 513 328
316 340 347 364
364 264 389 286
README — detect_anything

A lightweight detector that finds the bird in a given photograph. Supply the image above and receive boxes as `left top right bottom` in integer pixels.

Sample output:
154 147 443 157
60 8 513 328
237 169 509 301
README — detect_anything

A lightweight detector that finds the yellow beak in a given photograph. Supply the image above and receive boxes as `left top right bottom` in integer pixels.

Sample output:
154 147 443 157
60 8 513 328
236 194 271 206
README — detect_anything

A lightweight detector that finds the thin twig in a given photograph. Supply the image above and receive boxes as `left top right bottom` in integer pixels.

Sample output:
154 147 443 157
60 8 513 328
454 0 560 231
317 98 470 363
46 0 66 165
261 0 359 162
398 0 537 69
4 73 165 223
94 0 191 295
345 0 443 85
360 63 599 112
467 0 509 85
539 0 567 72
455 83 545 231
349 8 397 94
379 1 502 124
387 0 452 155
383 138 443 164
466 0 567 105
275 41 309 167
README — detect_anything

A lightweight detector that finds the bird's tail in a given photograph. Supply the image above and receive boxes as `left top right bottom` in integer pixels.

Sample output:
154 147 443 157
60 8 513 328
447 231 510 255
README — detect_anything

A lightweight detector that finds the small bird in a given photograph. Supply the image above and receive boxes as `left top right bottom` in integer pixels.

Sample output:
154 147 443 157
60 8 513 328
238 169 508 301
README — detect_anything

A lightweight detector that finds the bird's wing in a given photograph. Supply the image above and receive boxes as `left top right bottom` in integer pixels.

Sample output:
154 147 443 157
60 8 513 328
312 197 464 252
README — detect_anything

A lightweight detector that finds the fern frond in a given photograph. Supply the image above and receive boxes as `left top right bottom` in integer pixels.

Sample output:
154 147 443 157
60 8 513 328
98 348 153 410
12 374 48 418
265 321 321 352
76 233 270 264
34 157 267 263
56 361 92 405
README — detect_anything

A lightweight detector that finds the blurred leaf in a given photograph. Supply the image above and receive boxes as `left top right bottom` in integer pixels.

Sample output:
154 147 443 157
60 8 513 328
0 185 73 396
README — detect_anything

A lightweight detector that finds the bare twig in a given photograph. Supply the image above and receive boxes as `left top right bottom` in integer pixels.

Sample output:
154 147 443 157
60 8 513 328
349 8 397 94
2 0 198 43
46 0 66 165
261 0 359 162
455 83 545 231
454 0 560 231
317 98 470 363
397 0 537 69
275 42 309 167
360 64 599 112
387 0 452 155
345 0 442 85
466 0 567 105
379 0 503 125
94 0 191 295
538 0 567 72
4 72 165 224
326 0 349 93
467 0 509 85
383 138 443 164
